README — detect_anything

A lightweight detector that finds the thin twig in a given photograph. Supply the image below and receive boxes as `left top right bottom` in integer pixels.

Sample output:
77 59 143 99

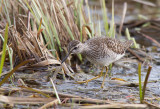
27 1 31 31
143 100 160 109
0 87 80 98
132 0 156 7
137 31 160 47
50 78 61 104
57 1 74 13
119 2 127 35
70 97 110 104
81 104 148 109
127 48 144 62
18 79 27 87
39 99 59 109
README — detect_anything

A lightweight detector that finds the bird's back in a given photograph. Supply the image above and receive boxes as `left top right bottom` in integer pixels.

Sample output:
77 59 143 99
82 36 133 66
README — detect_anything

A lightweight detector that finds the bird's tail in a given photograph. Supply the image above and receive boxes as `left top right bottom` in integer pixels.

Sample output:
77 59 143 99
124 40 133 50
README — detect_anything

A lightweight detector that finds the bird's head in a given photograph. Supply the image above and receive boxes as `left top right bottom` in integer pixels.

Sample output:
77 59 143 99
61 40 83 63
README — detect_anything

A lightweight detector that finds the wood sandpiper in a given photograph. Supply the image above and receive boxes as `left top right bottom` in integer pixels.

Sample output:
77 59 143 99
61 36 133 88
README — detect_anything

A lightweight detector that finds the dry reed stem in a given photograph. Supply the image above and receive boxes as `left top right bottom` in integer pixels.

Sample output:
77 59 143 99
39 99 59 109
80 104 147 109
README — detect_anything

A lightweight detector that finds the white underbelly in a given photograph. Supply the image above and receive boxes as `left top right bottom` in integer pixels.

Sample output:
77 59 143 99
91 53 124 66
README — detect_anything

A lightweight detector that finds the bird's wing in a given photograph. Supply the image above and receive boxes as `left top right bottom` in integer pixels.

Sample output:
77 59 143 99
104 38 132 54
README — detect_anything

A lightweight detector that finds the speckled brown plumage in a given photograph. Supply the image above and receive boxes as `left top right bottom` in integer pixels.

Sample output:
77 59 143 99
61 36 133 88
63 36 133 66
84 37 132 55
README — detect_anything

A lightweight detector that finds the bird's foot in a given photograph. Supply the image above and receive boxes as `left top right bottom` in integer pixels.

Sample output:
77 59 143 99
101 84 104 89
76 80 90 85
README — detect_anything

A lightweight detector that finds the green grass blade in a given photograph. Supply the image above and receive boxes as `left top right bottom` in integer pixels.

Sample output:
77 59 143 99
0 23 8 77
24 0 37 21
49 19 61 51
86 1 94 37
109 64 112 77
142 66 152 101
138 63 143 103
101 0 109 35
0 34 13 70
86 0 91 24
109 0 115 38
20 86 50 98
98 18 101 36
77 1 83 42
58 7 74 40
125 28 139 48
0 60 32 86
3 1 11 25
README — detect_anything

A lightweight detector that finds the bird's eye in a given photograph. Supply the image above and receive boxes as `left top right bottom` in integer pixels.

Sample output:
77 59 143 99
74 46 78 50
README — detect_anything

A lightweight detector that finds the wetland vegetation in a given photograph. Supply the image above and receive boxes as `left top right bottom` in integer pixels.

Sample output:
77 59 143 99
0 0 160 108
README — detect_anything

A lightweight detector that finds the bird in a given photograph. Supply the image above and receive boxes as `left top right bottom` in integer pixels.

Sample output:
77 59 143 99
61 36 133 88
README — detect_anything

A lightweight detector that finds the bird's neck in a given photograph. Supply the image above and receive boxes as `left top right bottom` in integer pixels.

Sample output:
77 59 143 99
80 43 89 54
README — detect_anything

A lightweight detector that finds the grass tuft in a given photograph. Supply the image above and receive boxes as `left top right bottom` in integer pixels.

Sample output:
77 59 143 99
138 63 152 103
125 28 139 48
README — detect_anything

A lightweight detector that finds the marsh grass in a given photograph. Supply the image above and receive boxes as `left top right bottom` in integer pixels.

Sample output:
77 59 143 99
0 0 141 89
0 23 8 77
142 66 152 102
0 60 32 86
0 0 139 66
138 63 143 103
138 63 152 103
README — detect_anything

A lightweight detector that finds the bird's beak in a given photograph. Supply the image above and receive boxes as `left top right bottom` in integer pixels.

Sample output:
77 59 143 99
61 51 71 64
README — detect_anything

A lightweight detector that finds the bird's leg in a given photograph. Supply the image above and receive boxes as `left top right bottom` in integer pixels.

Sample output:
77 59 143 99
101 67 108 88
76 67 104 84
